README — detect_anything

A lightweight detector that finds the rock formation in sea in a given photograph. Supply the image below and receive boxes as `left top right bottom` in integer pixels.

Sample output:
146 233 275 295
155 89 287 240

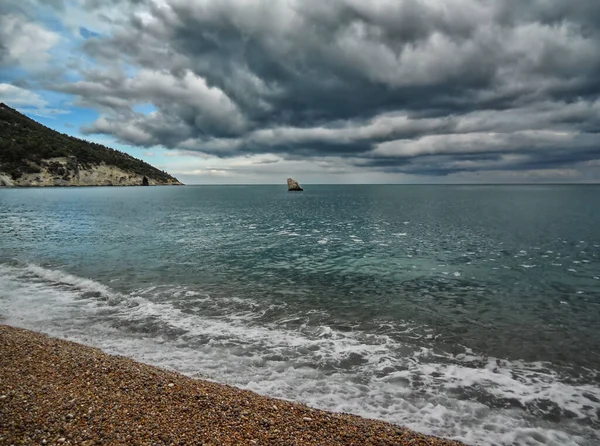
0 102 183 187
287 178 304 191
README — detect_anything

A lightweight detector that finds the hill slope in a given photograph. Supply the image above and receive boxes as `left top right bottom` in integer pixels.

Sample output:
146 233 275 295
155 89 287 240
0 103 182 187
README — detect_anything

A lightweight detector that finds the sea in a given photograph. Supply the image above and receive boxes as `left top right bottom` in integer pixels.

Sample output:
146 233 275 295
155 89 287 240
0 185 599 446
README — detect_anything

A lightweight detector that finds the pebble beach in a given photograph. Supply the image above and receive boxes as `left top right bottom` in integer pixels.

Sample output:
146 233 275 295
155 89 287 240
0 325 467 446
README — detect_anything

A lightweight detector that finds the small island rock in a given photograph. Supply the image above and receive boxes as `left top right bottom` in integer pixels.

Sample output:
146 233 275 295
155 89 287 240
287 178 304 191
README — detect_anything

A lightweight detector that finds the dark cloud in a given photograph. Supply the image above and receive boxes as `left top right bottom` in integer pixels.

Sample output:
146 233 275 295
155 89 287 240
47 0 600 179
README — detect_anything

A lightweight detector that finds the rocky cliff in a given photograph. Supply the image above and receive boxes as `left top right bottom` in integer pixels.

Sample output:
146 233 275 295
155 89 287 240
0 103 182 187
287 178 304 191
0 157 178 187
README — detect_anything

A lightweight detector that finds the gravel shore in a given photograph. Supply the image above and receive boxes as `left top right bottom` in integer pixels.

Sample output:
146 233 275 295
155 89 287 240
0 325 468 445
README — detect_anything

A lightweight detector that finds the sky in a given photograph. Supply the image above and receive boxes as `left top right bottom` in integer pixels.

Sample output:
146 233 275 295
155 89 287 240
1 0 600 184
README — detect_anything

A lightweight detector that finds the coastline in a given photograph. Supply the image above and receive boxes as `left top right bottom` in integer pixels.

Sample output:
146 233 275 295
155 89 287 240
0 183 184 188
0 325 467 445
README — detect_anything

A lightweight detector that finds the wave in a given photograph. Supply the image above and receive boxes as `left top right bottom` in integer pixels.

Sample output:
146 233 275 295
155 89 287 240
1 262 599 446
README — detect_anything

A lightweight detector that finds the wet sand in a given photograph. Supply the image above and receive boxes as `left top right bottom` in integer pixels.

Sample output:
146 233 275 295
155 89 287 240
0 325 468 445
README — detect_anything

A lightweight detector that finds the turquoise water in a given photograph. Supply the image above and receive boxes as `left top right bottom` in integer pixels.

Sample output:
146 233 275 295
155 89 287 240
1 185 599 445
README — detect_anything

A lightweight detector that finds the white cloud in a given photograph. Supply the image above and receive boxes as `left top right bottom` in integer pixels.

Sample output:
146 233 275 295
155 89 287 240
0 83 68 116
372 130 578 158
0 84 47 108
448 168 584 184
73 68 248 144
0 14 60 71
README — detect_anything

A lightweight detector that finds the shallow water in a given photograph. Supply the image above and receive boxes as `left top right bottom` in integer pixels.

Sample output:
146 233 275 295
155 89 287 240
1 185 599 445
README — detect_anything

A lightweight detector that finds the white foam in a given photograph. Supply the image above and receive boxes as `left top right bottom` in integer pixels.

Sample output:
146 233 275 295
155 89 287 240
276 230 300 237
24 264 118 300
1 263 599 446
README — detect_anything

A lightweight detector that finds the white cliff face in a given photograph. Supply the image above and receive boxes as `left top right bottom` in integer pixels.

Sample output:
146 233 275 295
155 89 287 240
0 174 14 187
0 157 182 187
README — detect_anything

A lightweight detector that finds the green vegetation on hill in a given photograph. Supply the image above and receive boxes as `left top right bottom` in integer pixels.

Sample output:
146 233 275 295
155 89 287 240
0 103 180 183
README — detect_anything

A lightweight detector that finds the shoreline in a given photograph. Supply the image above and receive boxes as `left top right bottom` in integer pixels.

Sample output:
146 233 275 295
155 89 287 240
0 183 184 188
0 325 468 445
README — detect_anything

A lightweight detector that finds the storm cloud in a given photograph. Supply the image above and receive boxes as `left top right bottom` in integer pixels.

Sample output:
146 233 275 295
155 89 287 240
5 0 600 181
